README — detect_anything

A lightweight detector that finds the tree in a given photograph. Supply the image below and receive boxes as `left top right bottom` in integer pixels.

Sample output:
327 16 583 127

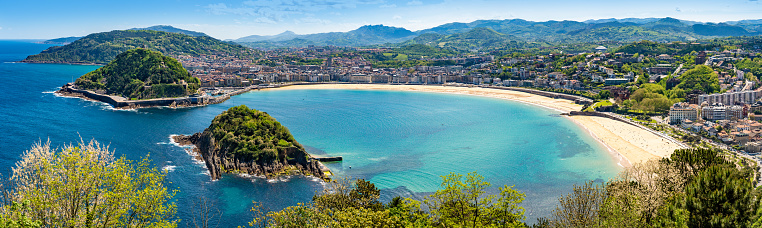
549 181 606 228
188 197 222 228
312 178 383 211
597 90 611 100
676 65 720 94
424 171 526 227
664 148 728 179
249 178 432 228
6 140 177 227
685 166 758 228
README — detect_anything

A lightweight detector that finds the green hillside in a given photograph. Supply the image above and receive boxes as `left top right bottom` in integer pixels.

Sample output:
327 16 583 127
74 48 199 99
24 30 255 64
208 105 304 163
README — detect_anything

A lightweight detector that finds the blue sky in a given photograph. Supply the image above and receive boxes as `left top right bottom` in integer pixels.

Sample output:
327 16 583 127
0 0 760 40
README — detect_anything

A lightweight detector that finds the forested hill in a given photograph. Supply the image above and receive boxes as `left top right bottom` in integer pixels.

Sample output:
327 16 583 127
74 48 199 99
178 105 326 180
23 30 256 65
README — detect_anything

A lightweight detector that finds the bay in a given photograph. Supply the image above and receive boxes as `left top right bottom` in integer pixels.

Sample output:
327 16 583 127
0 40 620 225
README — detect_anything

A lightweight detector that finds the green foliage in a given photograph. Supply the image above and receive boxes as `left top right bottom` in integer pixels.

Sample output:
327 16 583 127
664 148 729 178
249 178 433 227
424 171 526 227
209 105 302 163
614 40 720 56
75 48 199 99
0 201 41 228
249 172 526 227
549 181 606 228
4 140 177 227
540 147 762 228
737 58 762 79
685 166 758 228
676 65 720 94
391 44 457 59
406 27 538 52
597 90 611 100
623 83 677 113
25 29 256 64
312 178 384 211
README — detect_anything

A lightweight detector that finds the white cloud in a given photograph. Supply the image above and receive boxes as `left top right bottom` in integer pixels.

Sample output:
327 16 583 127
0 27 3 30
407 0 423 6
380 4 397 8
393 15 402 20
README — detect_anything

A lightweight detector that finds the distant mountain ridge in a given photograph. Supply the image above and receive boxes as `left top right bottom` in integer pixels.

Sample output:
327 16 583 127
233 17 762 49
40 36 82 45
236 24 418 49
24 29 254 65
41 25 207 45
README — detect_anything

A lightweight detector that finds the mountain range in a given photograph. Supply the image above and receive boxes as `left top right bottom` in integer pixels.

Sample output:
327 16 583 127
25 29 253 64
233 17 762 50
31 17 762 63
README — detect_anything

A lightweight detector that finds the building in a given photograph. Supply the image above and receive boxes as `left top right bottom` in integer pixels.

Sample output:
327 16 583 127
698 90 761 105
702 104 745 121
669 102 700 124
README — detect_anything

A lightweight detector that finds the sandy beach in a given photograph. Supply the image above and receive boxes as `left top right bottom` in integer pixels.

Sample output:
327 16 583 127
267 83 684 166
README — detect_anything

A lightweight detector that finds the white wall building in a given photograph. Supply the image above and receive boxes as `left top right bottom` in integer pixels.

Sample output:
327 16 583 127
669 102 700 124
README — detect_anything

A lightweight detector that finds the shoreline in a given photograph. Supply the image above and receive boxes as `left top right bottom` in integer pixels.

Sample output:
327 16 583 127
18 60 104 66
54 81 682 167
55 83 245 109
262 83 683 167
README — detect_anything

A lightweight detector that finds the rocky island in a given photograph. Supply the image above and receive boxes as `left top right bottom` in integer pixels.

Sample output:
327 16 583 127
173 105 329 180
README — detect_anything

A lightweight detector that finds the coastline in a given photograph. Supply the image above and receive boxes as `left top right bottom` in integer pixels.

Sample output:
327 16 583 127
55 83 245 109
262 83 684 167
54 80 683 167
18 60 104 66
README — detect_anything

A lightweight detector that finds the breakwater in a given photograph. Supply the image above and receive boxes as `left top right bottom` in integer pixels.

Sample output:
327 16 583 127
57 83 255 109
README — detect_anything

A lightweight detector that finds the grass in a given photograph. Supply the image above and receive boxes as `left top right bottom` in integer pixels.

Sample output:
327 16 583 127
585 100 614 111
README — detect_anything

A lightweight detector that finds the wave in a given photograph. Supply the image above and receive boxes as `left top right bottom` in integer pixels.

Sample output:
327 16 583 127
162 165 177 172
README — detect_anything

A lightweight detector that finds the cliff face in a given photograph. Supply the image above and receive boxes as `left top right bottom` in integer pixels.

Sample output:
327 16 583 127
177 132 327 180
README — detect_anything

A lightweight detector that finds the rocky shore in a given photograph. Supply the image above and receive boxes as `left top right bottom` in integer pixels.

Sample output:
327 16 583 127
172 133 329 181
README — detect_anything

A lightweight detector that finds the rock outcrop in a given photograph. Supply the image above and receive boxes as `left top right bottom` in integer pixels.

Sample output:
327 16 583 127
173 131 327 181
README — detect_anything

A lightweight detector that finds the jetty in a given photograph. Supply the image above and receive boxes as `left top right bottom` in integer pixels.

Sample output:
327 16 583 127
311 155 343 162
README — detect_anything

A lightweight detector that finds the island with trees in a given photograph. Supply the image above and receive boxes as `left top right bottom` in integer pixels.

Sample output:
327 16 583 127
56 48 227 109
173 105 329 180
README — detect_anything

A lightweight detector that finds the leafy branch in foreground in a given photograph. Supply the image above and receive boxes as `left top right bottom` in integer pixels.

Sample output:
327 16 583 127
247 171 526 228
1 139 178 227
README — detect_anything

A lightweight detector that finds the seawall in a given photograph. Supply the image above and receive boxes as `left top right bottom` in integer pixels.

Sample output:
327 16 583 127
57 84 251 109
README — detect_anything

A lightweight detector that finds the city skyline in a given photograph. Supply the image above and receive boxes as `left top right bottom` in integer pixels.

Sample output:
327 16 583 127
1 0 761 40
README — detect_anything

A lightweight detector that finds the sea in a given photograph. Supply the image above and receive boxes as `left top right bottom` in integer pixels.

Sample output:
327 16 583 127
0 40 620 226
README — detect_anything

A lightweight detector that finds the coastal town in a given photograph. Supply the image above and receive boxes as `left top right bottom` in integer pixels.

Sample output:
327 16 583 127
7 0 762 224
170 41 762 158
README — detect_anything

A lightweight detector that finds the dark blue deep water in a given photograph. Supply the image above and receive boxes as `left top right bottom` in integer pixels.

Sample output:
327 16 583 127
0 40 620 226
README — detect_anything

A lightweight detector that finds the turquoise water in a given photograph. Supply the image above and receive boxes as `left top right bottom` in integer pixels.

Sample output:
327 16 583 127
0 40 620 225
